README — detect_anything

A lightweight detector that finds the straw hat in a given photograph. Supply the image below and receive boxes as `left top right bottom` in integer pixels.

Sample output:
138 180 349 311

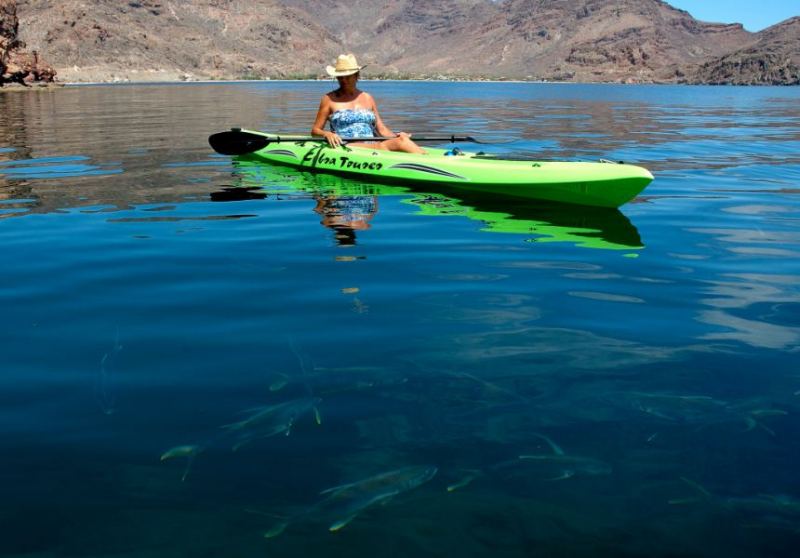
326 54 366 77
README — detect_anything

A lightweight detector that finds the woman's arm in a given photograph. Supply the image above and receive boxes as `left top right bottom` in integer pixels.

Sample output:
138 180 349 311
369 94 395 138
311 95 342 147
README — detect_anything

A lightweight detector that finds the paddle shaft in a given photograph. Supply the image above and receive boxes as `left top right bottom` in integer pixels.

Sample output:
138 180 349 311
209 129 479 156
241 132 477 144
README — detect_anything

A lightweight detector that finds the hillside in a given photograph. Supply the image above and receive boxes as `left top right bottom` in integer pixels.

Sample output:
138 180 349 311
15 0 342 82
285 0 754 82
10 0 800 84
687 17 800 85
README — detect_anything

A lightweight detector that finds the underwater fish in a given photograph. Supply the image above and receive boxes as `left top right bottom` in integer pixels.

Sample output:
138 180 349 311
516 454 613 480
741 515 800 535
447 469 483 493
530 432 565 456
161 396 322 480
680 476 712 498
160 444 204 482
723 494 800 515
514 430 610 480
223 396 322 451
668 478 800 528
264 464 438 537
449 432 610 489
446 370 529 404
667 476 713 505
268 373 290 392
503 431 610 480
621 393 790 437
627 392 729 423
309 366 409 396
743 409 789 436
95 328 123 415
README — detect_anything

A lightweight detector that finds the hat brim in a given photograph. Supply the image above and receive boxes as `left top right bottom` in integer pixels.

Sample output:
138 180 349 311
326 65 366 77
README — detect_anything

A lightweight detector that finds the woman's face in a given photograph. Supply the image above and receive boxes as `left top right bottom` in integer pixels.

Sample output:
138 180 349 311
337 73 359 87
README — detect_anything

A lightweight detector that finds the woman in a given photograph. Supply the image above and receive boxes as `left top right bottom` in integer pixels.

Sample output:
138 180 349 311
311 54 425 154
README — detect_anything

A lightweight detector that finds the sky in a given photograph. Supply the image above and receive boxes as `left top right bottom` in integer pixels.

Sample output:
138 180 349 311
667 0 798 31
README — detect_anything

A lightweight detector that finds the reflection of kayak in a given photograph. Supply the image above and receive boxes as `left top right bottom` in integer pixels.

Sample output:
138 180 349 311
230 131 652 208
409 190 643 250
228 159 643 251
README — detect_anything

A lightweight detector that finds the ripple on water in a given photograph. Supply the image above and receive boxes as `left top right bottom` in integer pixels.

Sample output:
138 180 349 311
0 155 122 179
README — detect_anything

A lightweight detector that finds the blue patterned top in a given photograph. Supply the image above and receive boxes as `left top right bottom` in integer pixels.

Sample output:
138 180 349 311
329 108 376 139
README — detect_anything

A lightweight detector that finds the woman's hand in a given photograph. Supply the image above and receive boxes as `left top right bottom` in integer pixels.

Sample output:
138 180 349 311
323 131 343 148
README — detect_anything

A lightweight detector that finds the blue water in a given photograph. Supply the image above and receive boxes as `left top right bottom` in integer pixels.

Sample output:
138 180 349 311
1 82 799 557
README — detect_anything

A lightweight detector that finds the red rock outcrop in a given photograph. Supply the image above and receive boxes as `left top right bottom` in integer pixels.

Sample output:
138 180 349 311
1 0 55 85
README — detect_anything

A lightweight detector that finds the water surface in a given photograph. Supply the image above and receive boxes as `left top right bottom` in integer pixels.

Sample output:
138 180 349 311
1 82 799 557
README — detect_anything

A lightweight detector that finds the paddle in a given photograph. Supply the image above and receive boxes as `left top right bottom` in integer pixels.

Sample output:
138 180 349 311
209 128 480 156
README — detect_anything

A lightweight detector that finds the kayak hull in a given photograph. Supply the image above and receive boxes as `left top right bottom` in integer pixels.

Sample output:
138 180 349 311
235 131 653 208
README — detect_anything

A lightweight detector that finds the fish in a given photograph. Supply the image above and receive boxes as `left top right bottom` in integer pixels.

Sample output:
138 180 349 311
446 371 528 404
512 432 609 480
264 465 437 537
222 396 322 451
447 469 482 493
516 455 613 480
667 476 714 504
160 444 204 482
160 444 202 460
667 479 800 529
263 520 290 539
530 432 565 456
95 328 123 415
723 494 800 514
628 393 729 424
719 494 800 532
319 464 438 499
679 476 712 498
305 363 410 397
162 396 322 480
320 465 437 532
743 409 787 436
447 431 609 490
268 373 290 392
622 392 789 437
749 409 789 417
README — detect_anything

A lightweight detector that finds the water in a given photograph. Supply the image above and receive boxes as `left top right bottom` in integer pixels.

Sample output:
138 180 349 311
1 81 799 557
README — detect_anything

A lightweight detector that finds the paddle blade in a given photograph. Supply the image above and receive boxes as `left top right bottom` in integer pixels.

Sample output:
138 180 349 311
209 130 269 156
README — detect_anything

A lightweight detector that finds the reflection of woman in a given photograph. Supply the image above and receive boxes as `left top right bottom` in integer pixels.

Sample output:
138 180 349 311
314 195 378 246
312 54 425 154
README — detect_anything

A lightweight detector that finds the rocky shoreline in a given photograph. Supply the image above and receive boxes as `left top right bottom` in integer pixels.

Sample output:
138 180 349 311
1 0 55 87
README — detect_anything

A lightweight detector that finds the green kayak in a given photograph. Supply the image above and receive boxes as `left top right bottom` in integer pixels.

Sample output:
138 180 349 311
211 129 653 208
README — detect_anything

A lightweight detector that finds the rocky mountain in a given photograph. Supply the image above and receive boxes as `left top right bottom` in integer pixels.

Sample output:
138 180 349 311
285 0 755 82
9 0 800 84
1 0 55 86
687 16 800 85
15 0 342 82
